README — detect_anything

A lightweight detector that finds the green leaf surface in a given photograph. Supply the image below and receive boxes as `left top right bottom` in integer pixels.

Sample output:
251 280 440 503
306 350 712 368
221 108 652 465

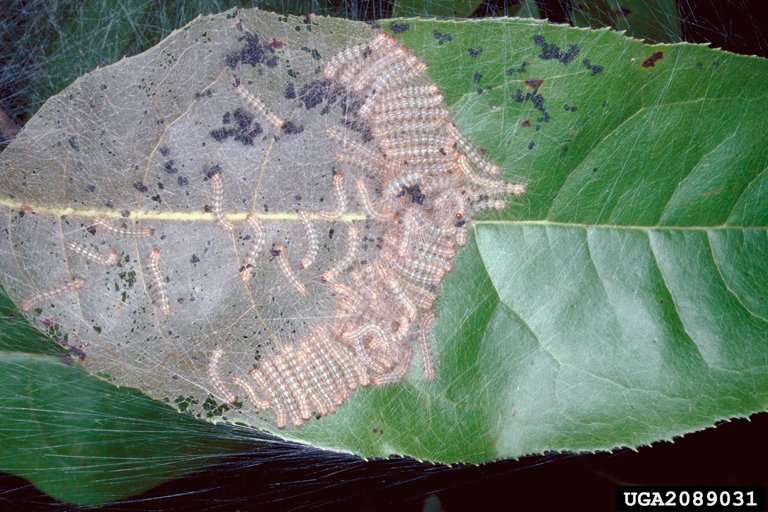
1 11 767 506
0 351 247 506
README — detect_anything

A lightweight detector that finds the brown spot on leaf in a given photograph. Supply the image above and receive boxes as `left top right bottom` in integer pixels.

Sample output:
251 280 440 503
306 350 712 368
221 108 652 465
525 79 543 90
642 51 664 68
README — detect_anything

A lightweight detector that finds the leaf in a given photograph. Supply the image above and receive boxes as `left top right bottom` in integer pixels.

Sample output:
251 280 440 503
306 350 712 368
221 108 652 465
11 1 367 120
570 0 682 43
392 0 540 18
0 351 245 506
1 9 767 506
393 0 485 18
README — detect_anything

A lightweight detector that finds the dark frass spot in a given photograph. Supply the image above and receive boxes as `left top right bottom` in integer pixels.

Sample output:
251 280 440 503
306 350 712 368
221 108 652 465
210 110 262 146
528 141 535 150
164 160 178 174
473 72 482 83
642 51 664 68
210 127 234 142
390 22 410 33
432 31 452 45
190 254 200 264
583 58 604 75
285 82 296 99
85 184 96 193
298 80 334 110
177 175 189 187
532 35 580 64
133 182 148 193
159 145 170 156
399 184 425 205
281 121 303 135
564 104 577 112
468 48 482 57
514 87 550 123
228 32 276 69
233 108 253 130
67 136 80 151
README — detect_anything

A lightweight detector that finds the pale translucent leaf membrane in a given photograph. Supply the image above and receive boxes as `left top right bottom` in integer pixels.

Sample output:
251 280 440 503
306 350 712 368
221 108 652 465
0 8 524 430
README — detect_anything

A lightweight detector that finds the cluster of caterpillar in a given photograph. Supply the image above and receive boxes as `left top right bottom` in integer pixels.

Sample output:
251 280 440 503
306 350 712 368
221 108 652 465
207 32 527 428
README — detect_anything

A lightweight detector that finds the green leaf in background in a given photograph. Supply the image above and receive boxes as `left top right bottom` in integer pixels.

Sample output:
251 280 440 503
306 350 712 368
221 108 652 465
1 9 767 506
392 0 540 18
3 0 361 120
570 0 682 42
0 351 249 506
393 0 485 18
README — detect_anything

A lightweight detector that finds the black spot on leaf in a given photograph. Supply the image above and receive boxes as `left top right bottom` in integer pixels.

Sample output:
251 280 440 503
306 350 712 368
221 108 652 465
532 35 580 64
583 58 604 75
285 82 296 99
432 31 452 45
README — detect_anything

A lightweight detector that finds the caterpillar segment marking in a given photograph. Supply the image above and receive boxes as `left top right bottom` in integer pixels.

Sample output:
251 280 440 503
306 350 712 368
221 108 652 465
66 241 119 266
231 71 285 129
20 279 85 312
147 247 171 316
321 224 358 283
273 244 307 296
317 172 348 222
92 218 153 238
208 349 236 404
241 213 266 281
209 171 234 233
298 211 318 270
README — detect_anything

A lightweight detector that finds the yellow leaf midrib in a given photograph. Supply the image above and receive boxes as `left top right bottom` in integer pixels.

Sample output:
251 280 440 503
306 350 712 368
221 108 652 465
0 198 366 223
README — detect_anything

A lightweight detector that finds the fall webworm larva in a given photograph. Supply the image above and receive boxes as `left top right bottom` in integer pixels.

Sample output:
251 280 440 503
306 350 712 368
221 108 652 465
20 279 85 312
298 211 318 270
66 241 118 266
208 349 236 404
273 244 307 296
92 218 153 238
148 247 170 315
209 171 234 233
